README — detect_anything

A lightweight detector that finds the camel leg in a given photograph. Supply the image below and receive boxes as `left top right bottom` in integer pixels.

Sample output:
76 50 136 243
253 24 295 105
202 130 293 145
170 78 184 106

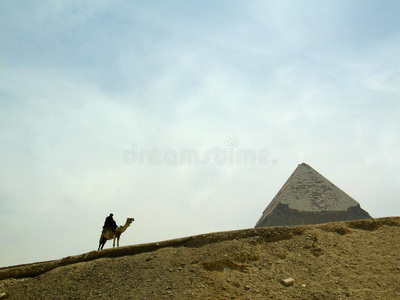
113 237 116 248
117 236 120 247
98 235 102 250
100 239 106 250
98 236 107 250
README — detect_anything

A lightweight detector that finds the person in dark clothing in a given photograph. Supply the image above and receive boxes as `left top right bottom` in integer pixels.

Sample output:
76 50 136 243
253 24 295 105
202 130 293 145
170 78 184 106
103 213 117 232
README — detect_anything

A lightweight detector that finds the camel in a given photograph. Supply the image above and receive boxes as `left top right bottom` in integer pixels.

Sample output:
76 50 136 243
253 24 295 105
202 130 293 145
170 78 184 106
98 217 134 250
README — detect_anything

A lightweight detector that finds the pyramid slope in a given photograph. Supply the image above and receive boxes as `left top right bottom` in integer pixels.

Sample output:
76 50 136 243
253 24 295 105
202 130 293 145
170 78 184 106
255 163 372 227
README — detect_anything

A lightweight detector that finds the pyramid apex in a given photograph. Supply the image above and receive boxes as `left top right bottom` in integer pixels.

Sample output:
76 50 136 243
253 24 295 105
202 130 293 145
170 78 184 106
298 162 310 168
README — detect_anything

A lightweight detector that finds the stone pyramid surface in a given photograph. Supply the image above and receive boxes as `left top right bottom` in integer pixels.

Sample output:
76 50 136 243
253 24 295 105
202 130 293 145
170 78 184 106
255 163 372 227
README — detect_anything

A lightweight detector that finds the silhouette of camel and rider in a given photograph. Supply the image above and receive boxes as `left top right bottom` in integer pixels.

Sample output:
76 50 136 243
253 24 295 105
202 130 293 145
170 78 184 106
98 213 135 250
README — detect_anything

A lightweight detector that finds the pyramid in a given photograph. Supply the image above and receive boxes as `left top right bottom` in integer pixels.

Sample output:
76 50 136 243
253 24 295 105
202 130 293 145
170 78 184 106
255 163 372 228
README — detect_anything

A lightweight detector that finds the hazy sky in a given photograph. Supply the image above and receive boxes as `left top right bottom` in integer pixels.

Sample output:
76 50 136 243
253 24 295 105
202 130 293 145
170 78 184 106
1 1 399 267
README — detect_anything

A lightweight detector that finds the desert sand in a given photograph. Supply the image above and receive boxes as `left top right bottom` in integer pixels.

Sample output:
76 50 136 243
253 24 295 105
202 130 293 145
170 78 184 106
1 217 399 299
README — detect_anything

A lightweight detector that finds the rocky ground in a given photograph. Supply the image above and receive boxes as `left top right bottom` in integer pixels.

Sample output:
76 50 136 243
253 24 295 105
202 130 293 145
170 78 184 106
1 217 399 299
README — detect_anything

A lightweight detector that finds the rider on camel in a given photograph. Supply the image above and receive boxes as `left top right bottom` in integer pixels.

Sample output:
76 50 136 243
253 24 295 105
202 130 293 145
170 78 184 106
103 213 117 233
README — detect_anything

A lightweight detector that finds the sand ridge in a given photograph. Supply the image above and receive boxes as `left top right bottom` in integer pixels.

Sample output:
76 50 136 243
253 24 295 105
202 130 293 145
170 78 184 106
1 217 399 299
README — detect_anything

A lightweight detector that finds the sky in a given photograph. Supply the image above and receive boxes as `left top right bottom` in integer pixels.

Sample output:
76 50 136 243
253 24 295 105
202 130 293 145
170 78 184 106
0 0 399 267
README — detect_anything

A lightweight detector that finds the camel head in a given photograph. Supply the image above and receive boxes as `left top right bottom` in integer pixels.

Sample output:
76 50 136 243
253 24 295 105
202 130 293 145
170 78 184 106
114 218 135 234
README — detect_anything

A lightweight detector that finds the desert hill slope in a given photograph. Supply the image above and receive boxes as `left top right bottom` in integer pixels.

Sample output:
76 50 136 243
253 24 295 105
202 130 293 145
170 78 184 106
1 217 400 299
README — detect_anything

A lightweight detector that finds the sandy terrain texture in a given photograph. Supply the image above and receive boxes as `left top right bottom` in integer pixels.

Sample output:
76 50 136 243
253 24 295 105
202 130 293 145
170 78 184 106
1 217 399 299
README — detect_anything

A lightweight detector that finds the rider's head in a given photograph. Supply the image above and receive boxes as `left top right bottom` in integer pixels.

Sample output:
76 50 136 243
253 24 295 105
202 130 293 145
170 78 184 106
110 213 113 217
